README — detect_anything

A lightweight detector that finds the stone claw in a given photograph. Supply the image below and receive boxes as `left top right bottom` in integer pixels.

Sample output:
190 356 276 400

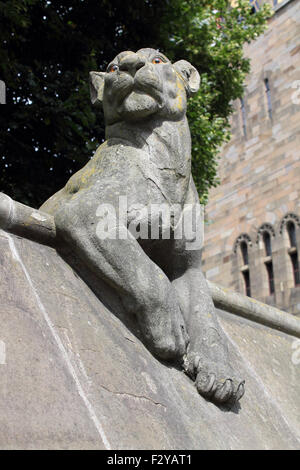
183 352 245 405
213 378 233 403
234 380 245 402
196 374 245 405
196 372 217 397
183 352 201 379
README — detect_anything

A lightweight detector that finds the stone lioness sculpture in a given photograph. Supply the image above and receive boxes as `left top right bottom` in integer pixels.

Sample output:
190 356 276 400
41 48 245 405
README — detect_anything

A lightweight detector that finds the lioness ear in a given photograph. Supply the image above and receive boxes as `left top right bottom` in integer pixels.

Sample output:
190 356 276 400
89 71 105 106
174 60 200 97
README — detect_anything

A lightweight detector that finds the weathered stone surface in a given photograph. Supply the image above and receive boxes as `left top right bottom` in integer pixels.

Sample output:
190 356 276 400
0 230 299 449
209 280 300 338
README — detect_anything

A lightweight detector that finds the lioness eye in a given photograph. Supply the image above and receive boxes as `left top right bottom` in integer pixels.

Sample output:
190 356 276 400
152 57 163 64
108 64 119 73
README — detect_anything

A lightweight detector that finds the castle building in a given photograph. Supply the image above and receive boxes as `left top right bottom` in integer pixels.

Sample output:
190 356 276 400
202 0 300 315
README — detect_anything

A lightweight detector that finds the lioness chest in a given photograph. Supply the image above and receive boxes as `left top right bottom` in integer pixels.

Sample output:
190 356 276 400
43 139 191 218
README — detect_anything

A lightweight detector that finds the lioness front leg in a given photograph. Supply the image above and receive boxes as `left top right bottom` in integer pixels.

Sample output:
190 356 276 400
55 214 189 362
171 252 245 405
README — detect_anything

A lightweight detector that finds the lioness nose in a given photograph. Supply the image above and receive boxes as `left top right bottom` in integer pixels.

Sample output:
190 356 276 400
119 53 146 76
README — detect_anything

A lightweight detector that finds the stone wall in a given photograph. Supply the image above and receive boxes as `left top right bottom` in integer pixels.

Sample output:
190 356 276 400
0 229 299 449
202 0 300 315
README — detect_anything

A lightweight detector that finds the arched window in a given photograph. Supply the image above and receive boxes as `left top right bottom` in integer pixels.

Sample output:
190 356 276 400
240 241 249 265
263 231 272 257
287 221 297 248
286 221 300 286
264 78 272 120
265 261 275 294
240 242 251 296
234 234 252 297
262 231 275 295
290 253 300 286
242 267 251 297
280 214 300 288
257 223 276 296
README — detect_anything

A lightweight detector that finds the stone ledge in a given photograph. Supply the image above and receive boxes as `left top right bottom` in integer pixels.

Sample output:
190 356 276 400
0 230 299 449
208 281 300 339
0 192 56 245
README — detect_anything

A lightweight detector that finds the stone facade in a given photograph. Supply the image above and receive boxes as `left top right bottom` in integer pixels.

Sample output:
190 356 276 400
202 0 300 315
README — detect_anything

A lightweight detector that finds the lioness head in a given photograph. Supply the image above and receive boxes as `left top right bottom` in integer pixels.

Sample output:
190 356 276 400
90 48 200 125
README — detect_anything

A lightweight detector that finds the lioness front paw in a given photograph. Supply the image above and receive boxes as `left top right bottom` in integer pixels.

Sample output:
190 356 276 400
184 353 245 405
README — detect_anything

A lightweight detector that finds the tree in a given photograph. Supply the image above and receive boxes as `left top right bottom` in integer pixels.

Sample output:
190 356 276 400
0 0 271 207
